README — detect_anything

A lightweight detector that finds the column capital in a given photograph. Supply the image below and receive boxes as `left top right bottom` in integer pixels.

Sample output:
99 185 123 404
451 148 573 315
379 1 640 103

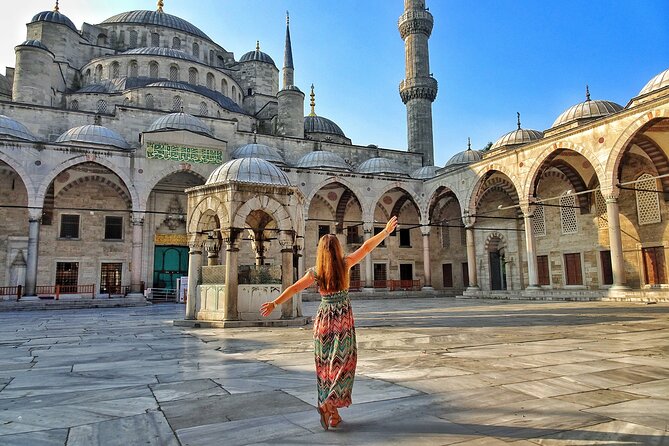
28 208 43 222
221 229 240 247
362 222 374 234
600 185 619 201
420 225 431 236
131 213 145 226
519 200 535 218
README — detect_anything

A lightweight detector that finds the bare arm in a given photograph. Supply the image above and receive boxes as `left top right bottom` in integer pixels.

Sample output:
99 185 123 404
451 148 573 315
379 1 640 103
260 270 315 317
346 216 398 267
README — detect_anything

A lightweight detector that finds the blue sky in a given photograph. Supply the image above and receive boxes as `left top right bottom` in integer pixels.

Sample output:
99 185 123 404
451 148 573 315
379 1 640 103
1 1 668 166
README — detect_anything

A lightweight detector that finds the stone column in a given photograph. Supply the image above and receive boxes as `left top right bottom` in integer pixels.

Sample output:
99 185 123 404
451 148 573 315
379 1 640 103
223 231 240 321
205 238 221 266
504 256 513 291
185 239 202 320
463 214 478 290
362 223 374 292
521 203 540 290
420 226 433 290
24 209 42 297
279 234 295 319
604 192 628 289
130 213 145 294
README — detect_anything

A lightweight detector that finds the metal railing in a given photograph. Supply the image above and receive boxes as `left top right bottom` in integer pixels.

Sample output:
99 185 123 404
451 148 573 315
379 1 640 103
34 284 96 300
147 288 177 303
0 285 22 301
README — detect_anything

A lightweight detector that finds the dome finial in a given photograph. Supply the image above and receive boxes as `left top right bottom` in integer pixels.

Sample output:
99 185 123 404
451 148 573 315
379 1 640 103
517 112 521 130
286 11 290 25
256 40 260 51
157 0 164 13
585 85 591 102
54 0 59 12
309 84 317 117
467 137 471 151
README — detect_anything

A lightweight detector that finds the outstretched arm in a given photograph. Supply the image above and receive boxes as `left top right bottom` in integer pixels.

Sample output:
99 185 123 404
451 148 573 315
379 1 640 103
346 216 398 267
260 270 315 317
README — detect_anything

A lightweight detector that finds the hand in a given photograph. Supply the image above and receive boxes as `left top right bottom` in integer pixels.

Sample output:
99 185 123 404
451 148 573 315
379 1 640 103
385 216 398 235
260 301 276 317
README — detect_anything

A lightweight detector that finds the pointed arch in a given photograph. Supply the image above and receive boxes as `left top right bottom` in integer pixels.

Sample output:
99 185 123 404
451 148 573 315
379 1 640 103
232 196 293 232
304 177 365 217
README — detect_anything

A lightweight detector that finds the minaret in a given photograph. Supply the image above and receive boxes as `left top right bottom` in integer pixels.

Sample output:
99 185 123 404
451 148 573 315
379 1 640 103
399 0 437 166
277 11 304 138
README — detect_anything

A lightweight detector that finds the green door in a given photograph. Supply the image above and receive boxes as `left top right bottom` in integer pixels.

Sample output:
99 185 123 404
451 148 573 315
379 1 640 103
153 246 189 289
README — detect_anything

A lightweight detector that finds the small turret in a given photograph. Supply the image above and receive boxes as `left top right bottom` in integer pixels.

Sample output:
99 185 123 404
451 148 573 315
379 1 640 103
13 40 55 105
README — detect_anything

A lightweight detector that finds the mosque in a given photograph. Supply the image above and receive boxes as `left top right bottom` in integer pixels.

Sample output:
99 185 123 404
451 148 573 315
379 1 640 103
1 0 669 315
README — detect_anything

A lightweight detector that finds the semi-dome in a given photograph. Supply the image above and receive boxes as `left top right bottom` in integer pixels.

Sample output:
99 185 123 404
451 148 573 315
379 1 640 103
492 116 544 150
123 47 197 62
0 115 37 141
206 157 291 186
304 116 346 137
147 112 211 135
31 10 77 32
358 157 406 175
296 150 350 170
101 10 211 41
639 68 669 96
55 125 130 150
16 40 52 53
411 165 439 179
552 89 623 128
231 143 284 164
239 43 275 65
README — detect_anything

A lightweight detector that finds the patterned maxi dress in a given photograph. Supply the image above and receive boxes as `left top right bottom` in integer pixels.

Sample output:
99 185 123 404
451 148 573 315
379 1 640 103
309 268 357 408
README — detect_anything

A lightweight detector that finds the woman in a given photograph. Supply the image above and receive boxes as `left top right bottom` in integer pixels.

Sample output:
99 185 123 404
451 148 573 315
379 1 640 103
260 216 398 430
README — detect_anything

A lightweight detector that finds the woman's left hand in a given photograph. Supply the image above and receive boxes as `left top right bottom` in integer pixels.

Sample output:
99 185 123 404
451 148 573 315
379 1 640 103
260 301 276 317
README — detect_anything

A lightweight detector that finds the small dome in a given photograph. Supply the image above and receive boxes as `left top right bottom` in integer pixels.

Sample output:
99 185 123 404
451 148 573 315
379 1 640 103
147 112 211 136
101 11 211 41
239 48 275 65
0 115 37 141
16 40 52 53
411 165 439 179
639 68 669 96
231 143 284 164
206 157 291 186
358 157 406 175
56 125 130 150
304 116 346 137
123 47 196 62
491 128 544 150
446 148 482 166
31 10 77 32
552 92 623 128
296 151 350 170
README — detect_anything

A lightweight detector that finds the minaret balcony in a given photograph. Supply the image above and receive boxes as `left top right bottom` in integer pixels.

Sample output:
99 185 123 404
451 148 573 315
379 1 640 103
398 10 434 39
399 77 438 103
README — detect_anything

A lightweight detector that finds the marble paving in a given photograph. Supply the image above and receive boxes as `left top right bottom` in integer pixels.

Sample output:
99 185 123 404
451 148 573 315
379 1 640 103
0 298 667 445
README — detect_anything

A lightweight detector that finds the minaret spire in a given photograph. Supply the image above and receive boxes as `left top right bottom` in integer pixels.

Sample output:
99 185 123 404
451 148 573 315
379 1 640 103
282 11 294 89
309 84 317 116
399 0 437 166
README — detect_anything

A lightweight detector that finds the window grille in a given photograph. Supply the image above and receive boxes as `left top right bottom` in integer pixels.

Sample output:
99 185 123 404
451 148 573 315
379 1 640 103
129 61 138 77
151 33 159 47
56 262 79 289
532 204 546 236
145 94 154 109
169 65 179 82
207 73 214 90
129 31 138 47
96 100 107 114
221 79 228 95
172 37 181 50
636 173 661 225
441 225 449 248
595 190 608 229
192 42 199 58
172 95 182 112
94 64 102 82
70 100 79 111
100 263 122 294
189 68 198 85
149 61 159 78
199 101 208 116
560 193 578 234
111 62 120 78
60 214 80 238
105 216 123 240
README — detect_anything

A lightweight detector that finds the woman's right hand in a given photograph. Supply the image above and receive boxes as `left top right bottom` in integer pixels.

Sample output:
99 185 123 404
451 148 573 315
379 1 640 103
385 216 398 235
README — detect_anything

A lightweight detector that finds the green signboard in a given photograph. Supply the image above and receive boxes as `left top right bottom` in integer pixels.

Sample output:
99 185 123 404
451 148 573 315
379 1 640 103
146 142 223 164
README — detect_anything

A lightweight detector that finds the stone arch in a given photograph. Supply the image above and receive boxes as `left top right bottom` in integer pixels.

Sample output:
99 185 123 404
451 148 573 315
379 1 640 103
57 176 132 209
537 166 590 213
232 196 293 232
304 177 365 217
142 166 207 211
484 231 507 252
467 164 522 215
0 152 35 207
524 142 604 201
36 156 139 212
470 171 521 215
423 180 464 225
187 195 229 234
368 183 422 223
307 194 336 221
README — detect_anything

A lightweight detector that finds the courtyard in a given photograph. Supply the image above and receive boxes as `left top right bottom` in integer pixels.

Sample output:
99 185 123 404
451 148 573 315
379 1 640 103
0 297 668 445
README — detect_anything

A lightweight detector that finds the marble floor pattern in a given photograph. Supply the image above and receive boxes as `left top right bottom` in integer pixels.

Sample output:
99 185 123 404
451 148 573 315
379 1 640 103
0 298 667 445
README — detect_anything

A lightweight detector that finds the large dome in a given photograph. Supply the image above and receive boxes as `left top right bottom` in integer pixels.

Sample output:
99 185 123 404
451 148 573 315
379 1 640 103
296 151 350 170
55 125 130 150
206 158 290 186
358 157 406 175
101 11 211 41
639 68 669 96
31 10 77 32
231 143 284 165
552 91 623 128
0 115 37 141
304 116 346 137
147 112 211 136
123 47 197 62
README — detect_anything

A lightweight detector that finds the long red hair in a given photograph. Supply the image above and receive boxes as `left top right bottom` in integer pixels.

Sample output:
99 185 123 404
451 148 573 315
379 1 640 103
315 234 348 293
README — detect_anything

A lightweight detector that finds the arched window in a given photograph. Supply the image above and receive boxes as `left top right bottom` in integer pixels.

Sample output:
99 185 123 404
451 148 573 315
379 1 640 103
532 204 546 236
149 61 159 78
145 94 154 109
169 65 179 82
206 72 214 90
122 97 130 106
151 32 160 47
85 69 91 84
97 99 108 114
199 101 208 116
129 30 138 47
172 36 181 50
636 173 661 225
231 85 237 100
209 49 215 64
560 192 578 234
217 55 225 67
440 226 449 249
172 95 183 112
188 67 198 85
94 64 102 82
221 78 228 95
128 60 138 77
192 42 199 58
97 33 107 46
111 62 120 78
70 99 79 110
